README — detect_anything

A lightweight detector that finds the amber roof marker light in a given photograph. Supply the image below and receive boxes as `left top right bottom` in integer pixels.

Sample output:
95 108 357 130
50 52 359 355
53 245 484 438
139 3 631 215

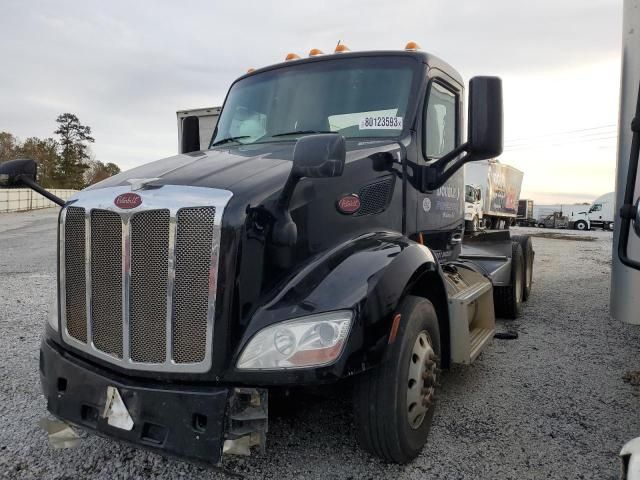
334 43 350 53
404 41 421 51
285 53 301 61
309 48 324 57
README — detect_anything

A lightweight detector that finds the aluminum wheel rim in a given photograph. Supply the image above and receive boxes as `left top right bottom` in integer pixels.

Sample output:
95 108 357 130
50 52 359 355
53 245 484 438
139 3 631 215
406 331 437 430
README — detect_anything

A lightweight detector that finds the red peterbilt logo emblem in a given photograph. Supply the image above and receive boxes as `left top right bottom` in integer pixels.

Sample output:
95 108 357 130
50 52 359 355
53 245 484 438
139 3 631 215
337 194 361 214
114 193 142 209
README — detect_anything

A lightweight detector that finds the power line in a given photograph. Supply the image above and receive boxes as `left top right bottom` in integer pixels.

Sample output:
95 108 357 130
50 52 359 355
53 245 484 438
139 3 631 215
504 124 616 146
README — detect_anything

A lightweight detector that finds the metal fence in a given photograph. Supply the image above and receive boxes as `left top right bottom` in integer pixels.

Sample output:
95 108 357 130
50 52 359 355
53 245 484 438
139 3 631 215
0 188 77 213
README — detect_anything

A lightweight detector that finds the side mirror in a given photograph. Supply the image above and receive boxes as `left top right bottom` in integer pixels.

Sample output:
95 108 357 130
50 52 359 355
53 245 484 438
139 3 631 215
291 134 346 179
272 134 346 246
421 76 503 191
0 158 37 186
180 115 200 154
0 158 65 206
467 76 503 159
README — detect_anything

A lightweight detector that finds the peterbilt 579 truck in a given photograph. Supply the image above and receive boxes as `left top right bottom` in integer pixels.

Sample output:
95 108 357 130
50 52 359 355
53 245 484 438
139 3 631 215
0 43 534 465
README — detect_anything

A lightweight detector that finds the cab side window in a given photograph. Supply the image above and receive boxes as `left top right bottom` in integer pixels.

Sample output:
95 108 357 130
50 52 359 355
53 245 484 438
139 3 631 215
423 82 457 159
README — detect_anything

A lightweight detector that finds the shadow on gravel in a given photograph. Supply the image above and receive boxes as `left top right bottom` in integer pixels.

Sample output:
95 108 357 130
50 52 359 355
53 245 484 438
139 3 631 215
526 232 597 241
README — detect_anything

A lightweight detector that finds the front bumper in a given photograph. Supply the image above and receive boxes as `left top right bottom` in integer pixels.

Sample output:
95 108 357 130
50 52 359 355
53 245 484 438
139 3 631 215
40 339 266 464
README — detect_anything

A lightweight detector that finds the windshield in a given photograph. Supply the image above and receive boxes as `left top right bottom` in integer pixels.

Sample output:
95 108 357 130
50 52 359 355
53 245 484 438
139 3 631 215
211 56 417 147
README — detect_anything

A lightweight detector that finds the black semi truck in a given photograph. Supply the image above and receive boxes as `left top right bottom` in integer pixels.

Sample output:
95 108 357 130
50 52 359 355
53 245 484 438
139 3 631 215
0 43 534 464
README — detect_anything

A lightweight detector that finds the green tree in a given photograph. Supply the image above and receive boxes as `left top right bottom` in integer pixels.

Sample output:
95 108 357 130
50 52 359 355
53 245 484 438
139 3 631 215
17 137 60 188
54 113 95 189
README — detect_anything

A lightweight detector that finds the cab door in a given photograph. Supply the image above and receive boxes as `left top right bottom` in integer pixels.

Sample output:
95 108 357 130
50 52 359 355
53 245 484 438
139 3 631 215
416 71 464 261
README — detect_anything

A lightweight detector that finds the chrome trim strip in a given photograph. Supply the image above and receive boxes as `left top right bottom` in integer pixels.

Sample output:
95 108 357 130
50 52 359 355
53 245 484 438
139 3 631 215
165 211 177 364
60 185 233 373
121 216 131 361
59 208 67 336
85 209 92 345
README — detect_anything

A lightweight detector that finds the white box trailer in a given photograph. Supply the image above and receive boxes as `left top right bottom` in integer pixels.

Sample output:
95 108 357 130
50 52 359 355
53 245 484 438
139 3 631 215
176 106 221 153
464 159 524 230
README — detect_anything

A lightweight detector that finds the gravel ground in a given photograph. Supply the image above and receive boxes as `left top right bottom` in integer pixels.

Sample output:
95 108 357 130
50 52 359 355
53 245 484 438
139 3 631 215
1 210 639 479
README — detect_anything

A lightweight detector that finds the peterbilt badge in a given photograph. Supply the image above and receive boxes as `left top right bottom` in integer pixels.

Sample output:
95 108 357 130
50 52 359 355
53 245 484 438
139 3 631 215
114 192 142 209
337 194 361 214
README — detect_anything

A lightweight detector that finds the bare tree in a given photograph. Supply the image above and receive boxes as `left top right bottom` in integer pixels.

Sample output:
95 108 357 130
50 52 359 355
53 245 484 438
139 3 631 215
0 131 18 163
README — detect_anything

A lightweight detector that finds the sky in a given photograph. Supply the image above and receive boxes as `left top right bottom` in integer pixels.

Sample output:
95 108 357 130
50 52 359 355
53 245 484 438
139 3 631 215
0 0 623 204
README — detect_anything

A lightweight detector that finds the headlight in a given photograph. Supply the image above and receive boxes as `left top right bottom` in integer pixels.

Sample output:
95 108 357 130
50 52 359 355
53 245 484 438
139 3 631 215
47 296 59 331
236 311 353 370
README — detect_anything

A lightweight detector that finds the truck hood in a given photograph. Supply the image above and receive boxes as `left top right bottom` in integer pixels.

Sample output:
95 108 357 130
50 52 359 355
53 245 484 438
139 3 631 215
85 139 400 202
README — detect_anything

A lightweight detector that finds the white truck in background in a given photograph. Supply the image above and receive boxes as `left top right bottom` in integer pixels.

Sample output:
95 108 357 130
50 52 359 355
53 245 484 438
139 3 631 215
464 159 524 231
567 192 615 231
177 106 221 153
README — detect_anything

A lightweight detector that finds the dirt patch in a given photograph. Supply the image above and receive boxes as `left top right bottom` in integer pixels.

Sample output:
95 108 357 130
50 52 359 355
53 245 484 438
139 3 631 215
526 232 597 242
623 371 640 386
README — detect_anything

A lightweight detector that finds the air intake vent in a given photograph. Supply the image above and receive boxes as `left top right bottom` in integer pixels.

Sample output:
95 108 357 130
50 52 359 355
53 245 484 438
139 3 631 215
356 176 394 216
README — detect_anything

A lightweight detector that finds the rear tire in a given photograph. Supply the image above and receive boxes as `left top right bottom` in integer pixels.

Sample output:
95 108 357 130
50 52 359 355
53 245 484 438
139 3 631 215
493 242 524 319
353 296 441 464
511 235 534 301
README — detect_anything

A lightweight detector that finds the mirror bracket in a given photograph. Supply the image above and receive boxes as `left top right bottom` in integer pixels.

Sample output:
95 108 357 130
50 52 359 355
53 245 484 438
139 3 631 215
17 175 66 207
421 142 472 191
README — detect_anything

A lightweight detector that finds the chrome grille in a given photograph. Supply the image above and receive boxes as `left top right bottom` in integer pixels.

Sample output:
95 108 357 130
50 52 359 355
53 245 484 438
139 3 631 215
130 210 170 363
64 207 87 342
91 209 123 358
173 207 215 363
59 186 232 373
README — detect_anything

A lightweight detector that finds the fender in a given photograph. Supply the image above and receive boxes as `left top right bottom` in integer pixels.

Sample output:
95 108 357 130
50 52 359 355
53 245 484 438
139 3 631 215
228 231 450 384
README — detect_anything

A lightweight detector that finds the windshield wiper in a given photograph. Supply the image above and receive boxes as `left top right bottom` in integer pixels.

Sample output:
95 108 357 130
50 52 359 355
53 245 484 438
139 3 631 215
271 130 332 137
211 136 251 147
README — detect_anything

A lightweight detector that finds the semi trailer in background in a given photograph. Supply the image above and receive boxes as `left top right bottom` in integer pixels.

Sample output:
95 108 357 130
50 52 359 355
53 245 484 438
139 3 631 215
464 159 524 231
177 106 220 153
516 199 535 226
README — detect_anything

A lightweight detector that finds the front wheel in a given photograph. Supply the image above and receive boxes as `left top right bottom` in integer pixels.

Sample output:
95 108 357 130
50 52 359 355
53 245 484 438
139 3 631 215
574 220 588 231
353 296 441 464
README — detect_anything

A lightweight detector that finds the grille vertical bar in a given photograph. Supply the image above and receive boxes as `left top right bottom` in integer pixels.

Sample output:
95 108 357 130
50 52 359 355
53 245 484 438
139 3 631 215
172 207 215 363
129 210 170 363
91 209 123 358
64 207 87 342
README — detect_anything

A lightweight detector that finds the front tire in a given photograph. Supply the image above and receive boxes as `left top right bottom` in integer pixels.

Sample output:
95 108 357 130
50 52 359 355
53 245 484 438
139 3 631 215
574 220 588 231
353 296 441 464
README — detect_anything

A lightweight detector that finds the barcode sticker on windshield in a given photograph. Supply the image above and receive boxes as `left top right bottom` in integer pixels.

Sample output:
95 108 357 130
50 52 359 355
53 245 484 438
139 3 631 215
359 116 403 130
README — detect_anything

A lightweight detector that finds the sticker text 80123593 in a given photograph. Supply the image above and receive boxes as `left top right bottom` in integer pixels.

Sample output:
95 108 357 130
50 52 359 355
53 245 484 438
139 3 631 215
359 116 403 130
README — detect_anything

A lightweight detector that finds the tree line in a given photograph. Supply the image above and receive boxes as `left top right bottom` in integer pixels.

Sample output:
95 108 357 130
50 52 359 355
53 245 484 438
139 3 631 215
0 113 120 189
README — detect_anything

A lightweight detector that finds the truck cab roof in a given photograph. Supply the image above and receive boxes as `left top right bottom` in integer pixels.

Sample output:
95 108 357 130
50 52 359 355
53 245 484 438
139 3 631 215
239 49 464 86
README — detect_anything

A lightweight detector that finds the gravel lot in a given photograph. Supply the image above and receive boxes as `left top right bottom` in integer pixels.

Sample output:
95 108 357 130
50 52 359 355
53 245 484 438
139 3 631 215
1 210 639 479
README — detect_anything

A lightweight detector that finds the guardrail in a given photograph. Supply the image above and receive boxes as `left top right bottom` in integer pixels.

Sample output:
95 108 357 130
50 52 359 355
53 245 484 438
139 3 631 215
0 188 77 213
